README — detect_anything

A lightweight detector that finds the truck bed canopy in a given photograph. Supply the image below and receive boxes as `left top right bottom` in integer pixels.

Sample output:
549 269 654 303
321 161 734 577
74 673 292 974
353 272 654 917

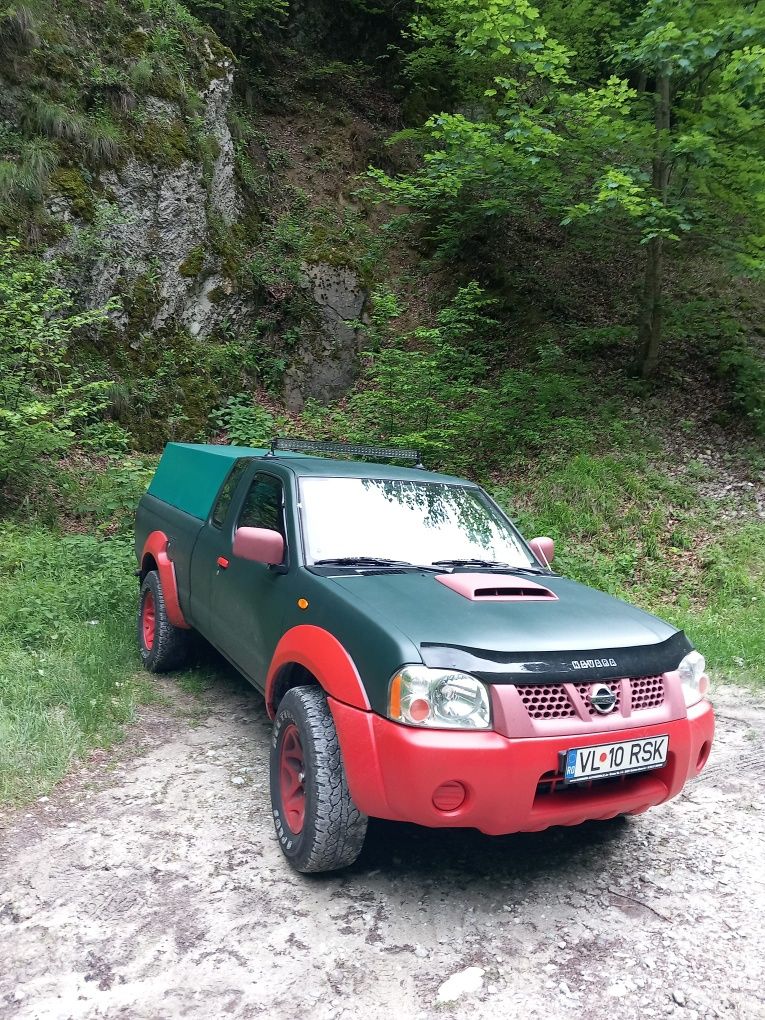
147 443 269 519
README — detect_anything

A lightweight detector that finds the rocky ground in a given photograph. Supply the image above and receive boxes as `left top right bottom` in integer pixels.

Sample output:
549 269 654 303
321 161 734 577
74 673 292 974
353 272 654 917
1 673 763 1020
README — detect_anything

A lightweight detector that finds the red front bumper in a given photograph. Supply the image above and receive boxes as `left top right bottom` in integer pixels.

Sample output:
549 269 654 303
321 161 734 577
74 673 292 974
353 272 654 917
329 697 714 836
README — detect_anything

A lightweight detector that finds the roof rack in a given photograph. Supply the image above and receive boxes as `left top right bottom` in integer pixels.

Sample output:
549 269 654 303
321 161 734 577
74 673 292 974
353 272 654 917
266 437 425 468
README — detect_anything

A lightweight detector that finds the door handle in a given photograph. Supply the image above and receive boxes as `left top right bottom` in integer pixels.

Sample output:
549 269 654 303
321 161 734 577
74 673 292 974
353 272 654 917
217 556 229 570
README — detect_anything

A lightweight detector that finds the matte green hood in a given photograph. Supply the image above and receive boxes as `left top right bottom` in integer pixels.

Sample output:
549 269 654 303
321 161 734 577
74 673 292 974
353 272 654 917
326 571 685 682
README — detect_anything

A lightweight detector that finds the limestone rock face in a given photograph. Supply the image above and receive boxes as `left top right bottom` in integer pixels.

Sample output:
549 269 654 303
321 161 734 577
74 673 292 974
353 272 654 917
51 63 245 341
283 262 369 411
45 60 370 405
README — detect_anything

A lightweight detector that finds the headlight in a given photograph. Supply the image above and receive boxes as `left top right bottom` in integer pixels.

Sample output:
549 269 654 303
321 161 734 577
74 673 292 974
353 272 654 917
677 650 710 707
388 665 491 730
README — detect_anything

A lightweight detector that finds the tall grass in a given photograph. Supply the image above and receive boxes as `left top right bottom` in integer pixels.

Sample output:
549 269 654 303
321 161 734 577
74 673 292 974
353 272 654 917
0 138 58 204
23 97 88 141
0 526 150 802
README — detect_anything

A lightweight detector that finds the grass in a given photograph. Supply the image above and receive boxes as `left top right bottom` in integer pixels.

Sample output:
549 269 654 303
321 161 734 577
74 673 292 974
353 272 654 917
0 525 151 802
497 452 765 687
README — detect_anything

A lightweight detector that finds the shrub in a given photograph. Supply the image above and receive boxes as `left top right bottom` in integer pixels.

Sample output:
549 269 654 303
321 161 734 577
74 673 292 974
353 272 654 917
720 345 765 435
210 394 276 446
0 238 116 504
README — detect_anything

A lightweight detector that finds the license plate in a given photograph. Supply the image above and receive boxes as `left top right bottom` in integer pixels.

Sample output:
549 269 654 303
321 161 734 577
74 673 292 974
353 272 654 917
563 734 668 784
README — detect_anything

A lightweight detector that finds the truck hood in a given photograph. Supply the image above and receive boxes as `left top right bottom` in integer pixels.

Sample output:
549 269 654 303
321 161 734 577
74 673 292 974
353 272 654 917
326 571 690 684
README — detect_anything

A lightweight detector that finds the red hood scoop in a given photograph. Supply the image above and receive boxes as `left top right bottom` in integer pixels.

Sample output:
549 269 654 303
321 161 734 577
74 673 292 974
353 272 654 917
436 572 558 602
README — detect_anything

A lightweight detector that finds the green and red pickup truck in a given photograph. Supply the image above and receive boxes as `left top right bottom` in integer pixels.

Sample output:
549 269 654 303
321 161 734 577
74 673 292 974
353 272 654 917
135 439 714 872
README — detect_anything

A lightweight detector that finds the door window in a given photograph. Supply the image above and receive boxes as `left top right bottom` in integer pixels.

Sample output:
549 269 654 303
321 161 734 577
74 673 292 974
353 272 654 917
237 474 285 537
211 458 250 528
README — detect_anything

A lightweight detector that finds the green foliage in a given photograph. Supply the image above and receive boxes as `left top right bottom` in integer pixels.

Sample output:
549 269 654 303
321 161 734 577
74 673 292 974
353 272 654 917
185 0 287 54
373 0 765 371
300 282 625 471
720 345 765 435
0 238 116 504
210 394 276 445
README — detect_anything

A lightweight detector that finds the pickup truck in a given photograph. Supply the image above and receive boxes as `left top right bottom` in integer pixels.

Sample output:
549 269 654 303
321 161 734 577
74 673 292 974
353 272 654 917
135 439 714 873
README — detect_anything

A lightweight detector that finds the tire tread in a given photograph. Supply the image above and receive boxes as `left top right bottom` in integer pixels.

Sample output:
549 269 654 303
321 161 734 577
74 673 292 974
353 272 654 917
271 686 367 873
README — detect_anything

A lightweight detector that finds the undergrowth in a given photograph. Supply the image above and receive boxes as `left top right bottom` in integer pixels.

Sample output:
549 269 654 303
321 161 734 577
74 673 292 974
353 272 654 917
0 526 145 802
498 454 765 687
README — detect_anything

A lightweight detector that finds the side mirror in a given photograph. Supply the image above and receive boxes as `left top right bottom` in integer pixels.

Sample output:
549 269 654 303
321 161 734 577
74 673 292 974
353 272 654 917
529 536 555 566
233 527 284 566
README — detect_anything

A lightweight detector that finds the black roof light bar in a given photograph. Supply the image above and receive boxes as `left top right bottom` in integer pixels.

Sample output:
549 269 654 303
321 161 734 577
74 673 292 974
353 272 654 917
266 437 425 468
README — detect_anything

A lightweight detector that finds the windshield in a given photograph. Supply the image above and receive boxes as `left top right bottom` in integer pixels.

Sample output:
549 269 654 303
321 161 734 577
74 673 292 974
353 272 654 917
299 477 536 568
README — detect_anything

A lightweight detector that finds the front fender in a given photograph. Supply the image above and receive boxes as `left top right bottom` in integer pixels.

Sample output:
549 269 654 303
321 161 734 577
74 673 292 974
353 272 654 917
265 625 371 717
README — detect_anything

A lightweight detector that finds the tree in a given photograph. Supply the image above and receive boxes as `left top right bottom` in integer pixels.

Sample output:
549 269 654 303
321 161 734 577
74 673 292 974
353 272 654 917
372 0 765 376
615 1 765 374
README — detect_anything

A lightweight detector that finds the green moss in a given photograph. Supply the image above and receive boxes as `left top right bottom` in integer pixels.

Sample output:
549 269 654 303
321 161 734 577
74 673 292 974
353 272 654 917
124 28 149 56
132 118 197 169
179 245 205 277
207 284 229 303
122 272 162 340
49 166 97 220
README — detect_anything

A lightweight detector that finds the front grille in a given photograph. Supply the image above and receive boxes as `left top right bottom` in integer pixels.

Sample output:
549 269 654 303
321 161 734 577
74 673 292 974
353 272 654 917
518 675 665 720
517 684 576 719
575 680 622 716
630 675 665 711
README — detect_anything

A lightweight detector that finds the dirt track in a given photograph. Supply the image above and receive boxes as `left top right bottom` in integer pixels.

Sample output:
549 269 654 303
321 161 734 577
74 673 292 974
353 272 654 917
1 673 764 1020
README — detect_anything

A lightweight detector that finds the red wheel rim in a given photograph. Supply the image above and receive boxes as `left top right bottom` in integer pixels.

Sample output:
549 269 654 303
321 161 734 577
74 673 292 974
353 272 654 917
142 591 156 650
279 723 306 834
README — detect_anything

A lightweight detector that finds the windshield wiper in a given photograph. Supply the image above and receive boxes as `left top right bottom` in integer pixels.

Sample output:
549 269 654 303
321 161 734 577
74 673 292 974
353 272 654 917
431 559 547 574
313 557 441 571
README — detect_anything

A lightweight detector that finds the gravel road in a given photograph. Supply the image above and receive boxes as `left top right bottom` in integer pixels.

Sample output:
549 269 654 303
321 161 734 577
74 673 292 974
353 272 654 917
1 672 763 1020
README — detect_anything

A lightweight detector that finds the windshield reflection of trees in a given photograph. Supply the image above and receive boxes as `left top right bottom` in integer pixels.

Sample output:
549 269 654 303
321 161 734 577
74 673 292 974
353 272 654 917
359 478 515 555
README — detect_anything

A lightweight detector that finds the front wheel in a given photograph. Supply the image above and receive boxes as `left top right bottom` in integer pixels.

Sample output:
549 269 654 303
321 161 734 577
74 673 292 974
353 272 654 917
270 686 367 873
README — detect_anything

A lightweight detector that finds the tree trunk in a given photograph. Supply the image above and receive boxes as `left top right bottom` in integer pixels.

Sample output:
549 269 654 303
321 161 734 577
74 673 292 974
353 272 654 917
638 71 671 378
637 235 663 377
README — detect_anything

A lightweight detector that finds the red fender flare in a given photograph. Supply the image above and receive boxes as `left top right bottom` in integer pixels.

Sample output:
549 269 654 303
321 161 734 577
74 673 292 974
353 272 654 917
265 625 370 718
141 531 190 629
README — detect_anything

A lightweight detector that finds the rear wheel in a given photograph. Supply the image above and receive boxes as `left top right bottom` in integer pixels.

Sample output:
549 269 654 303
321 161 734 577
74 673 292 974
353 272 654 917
270 685 367 873
137 570 192 672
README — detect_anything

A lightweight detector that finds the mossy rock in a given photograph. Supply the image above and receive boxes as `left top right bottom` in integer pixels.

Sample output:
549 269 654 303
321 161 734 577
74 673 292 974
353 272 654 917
121 271 162 339
179 245 205 277
50 166 97 221
124 28 149 57
207 284 230 304
132 117 197 169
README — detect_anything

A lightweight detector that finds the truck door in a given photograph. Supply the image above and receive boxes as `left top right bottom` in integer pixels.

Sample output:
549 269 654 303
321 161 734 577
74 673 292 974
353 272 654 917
188 456 251 635
210 470 290 689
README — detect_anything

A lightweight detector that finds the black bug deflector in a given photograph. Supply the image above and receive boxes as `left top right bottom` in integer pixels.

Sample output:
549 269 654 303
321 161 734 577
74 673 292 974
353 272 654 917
420 631 693 685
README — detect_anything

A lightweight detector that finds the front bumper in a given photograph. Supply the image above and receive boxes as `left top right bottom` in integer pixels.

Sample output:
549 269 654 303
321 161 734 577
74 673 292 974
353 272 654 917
329 697 714 835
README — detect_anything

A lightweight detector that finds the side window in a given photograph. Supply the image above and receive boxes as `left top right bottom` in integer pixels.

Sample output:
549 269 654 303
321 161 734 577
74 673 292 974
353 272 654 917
237 474 285 537
211 459 250 528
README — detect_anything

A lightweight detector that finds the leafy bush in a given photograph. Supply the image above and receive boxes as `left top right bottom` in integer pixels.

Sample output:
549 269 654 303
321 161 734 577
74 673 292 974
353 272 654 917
301 285 627 473
720 345 765 435
0 238 116 504
210 394 276 446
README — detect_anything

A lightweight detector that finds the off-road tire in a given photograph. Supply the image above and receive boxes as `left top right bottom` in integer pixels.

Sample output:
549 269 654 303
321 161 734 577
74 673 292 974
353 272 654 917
270 685 368 873
137 570 192 672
